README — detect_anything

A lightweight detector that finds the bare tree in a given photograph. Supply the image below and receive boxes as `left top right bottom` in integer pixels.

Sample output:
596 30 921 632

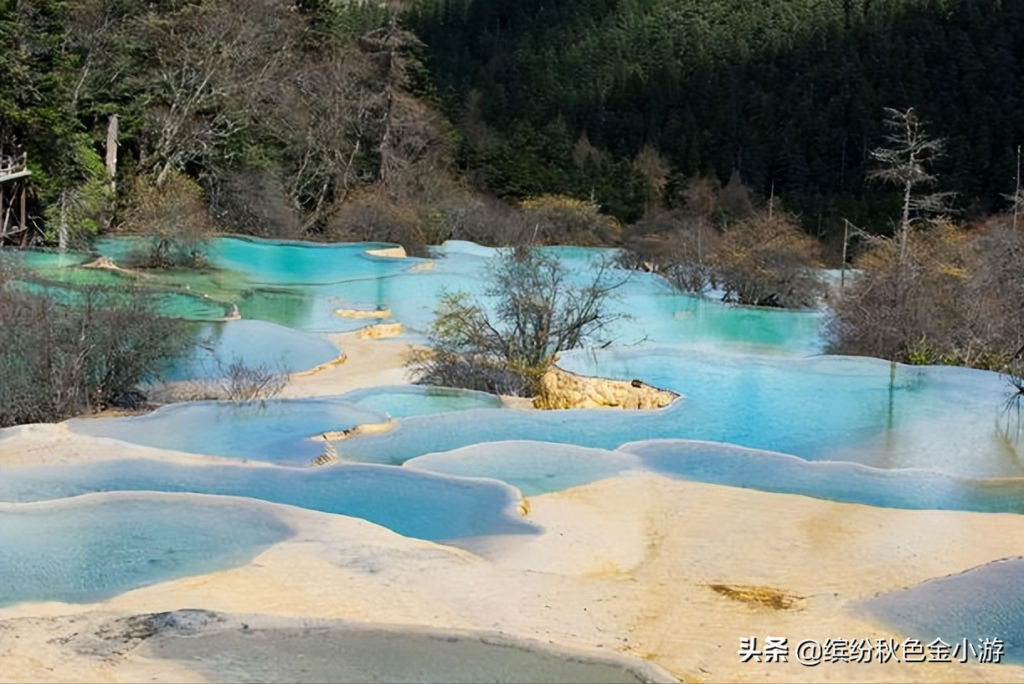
359 14 456 202
1005 145 1023 231
408 247 629 396
133 0 302 185
869 107 955 270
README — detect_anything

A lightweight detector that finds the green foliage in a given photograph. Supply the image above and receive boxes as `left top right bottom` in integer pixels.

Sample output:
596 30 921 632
41 134 111 244
411 0 1024 238
3 0 455 245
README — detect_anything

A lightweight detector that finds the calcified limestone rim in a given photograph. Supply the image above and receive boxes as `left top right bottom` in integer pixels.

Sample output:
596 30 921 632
533 362 681 410
309 420 398 443
356 322 403 339
364 246 408 259
290 352 348 378
335 308 393 319
80 255 133 273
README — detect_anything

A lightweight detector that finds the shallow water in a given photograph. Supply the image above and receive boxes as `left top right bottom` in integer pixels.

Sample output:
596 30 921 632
339 385 506 418
403 439 1024 512
11 237 1024 586
67 346 1024 483
169 320 341 381
0 461 536 542
0 494 292 607
16 237 825 349
405 442 642 496
860 558 1024 665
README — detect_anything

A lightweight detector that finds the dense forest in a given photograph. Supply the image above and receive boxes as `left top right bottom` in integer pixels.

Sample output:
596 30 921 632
2 0 1024 383
412 0 1024 237
2 0 1023 248
0 0 458 249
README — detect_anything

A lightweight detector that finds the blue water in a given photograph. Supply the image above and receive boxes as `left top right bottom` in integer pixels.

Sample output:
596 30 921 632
69 347 1024 480
860 558 1024 665
0 461 537 542
0 494 292 607
169 320 341 380
8 236 1024 617
198 237 417 286
340 386 505 418
403 439 1024 513
17 237 826 350
68 398 389 465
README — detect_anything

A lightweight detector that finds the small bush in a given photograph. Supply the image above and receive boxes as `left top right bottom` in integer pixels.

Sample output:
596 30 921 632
120 171 216 269
519 195 621 246
408 247 627 396
713 209 825 308
0 262 190 426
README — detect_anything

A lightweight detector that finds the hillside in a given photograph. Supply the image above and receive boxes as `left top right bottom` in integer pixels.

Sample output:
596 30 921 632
411 0 1024 234
2 0 1023 249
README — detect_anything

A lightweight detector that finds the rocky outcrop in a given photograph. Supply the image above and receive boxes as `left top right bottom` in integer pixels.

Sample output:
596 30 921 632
365 246 407 258
533 365 679 410
309 420 397 446
356 322 403 339
335 307 392 319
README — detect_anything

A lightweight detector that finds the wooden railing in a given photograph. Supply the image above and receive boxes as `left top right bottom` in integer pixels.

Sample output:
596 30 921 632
0 152 30 183
1 151 31 243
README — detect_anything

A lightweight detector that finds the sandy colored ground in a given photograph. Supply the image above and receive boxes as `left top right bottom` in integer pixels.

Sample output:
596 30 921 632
1 473 1022 683
279 330 418 398
2 331 1023 683
0 422 254 469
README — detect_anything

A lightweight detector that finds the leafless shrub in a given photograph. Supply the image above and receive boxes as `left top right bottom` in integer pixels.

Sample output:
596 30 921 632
713 209 825 308
826 218 1022 369
119 171 215 269
407 246 628 396
219 358 289 402
618 208 720 293
432 195 533 246
0 261 189 426
407 349 535 396
325 195 427 255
